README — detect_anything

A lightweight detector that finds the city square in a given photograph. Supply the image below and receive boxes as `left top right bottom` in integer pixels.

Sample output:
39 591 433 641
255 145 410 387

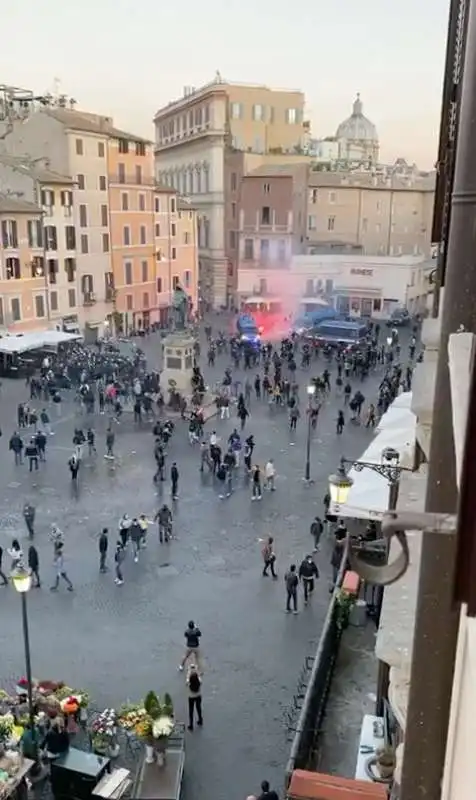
0 325 385 799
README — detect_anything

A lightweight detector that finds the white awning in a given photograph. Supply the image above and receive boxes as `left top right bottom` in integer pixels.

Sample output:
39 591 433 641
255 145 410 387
0 330 83 354
330 392 416 521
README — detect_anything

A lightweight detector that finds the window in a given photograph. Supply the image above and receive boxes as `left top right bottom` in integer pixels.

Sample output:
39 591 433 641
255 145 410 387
121 193 129 211
184 270 191 288
50 291 58 312
75 138 83 155
27 220 43 248
141 260 148 282
101 204 108 227
77 174 85 190
136 141 146 156
376 223 381 233
1 219 18 248
204 218 210 247
327 216 335 231
126 294 133 311
362 218 368 233
35 295 45 318
373 298 382 312
60 190 73 206
261 206 271 225
172 275 180 290
231 172 237 191
328 191 336 204
98 141 105 157
0 297 4 325
64 258 76 282
102 233 110 252
244 239 254 260
143 292 149 309
252 104 264 121
230 102 242 119
31 256 44 278
154 197 160 213
183 231 190 244
124 262 132 285
81 274 94 295
135 165 142 185
6 258 21 279
269 106 275 123
118 139 129 154
286 108 297 124
231 202 236 218
155 223 161 237
311 189 318 203
171 247 177 260
11 297 21 321
308 215 316 230
260 239 270 261
47 258 57 284
80 234 89 253
229 230 236 248
123 226 131 246
263 183 270 194
45 225 57 251
140 225 146 245
99 175 107 191
118 163 125 184
65 226 76 250
277 239 286 262
138 193 146 211
68 288 76 308
204 105 210 124
170 197 176 213
105 272 115 299
157 277 163 293
171 223 176 237
156 249 162 261
79 204 88 227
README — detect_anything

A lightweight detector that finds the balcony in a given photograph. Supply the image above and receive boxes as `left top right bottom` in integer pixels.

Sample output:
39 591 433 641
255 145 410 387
83 291 96 306
105 288 116 303
109 174 156 186
240 222 292 234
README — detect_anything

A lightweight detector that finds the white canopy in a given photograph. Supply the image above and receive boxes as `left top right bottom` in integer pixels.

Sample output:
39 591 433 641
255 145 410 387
330 392 416 521
0 330 82 354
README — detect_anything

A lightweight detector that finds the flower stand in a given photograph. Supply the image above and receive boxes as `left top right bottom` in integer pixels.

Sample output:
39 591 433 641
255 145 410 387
145 744 155 764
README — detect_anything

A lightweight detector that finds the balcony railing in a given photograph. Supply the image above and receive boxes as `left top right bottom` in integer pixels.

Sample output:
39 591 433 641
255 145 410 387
110 174 156 186
83 291 96 306
241 223 291 234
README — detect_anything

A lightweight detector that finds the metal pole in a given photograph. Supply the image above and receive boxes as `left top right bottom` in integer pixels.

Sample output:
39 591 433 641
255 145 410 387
21 592 37 762
400 1 476 795
304 399 312 482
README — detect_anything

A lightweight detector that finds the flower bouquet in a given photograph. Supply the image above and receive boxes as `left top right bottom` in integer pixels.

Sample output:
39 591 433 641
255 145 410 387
0 713 14 754
90 709 119 758
144 692 174 766
118 703 147 731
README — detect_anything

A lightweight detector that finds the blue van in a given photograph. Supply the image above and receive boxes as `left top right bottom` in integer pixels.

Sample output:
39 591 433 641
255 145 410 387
236 314 260 345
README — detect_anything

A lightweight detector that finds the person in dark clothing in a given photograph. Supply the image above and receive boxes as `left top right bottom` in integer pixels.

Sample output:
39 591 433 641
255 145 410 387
9 432 23 465
23 503 35 537
69 454 80 481
35 430 47 461
99 528 108 572
284 564 299 614
0 546 8 586
257 780 279 800
262 536 277 578
251 464 262 500
336 410 345 435
186 665 203 731
43 722 70 756
25 438 39 471
310 517 323 552
331 537 347 587
171 463 179 499
299 555 319 603
28 545 40 587
179 620 202 672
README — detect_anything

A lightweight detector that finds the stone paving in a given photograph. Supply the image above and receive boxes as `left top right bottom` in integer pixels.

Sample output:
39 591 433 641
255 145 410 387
0 325 388 799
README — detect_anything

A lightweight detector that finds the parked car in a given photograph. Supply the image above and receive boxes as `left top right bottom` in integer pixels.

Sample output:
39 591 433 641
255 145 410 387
386 309 410 327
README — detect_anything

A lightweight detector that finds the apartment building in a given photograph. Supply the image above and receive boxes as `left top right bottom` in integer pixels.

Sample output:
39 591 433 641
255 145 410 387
0 195 50 331
154 186 198 323
306 171 435 257
0 154 79 331
154 77 305 308
107 132 156 333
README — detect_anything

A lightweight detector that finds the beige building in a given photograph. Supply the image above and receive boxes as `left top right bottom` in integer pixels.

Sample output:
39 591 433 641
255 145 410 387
153 77 305 308
0 154 79 331
306 171 435 257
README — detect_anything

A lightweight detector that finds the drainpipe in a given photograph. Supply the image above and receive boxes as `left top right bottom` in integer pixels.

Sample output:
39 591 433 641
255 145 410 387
37 183 51 324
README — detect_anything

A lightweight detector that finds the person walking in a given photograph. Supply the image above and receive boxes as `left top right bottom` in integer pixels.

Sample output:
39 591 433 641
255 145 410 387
105 427 115 458
119 514 131 549
9 432 23 465
114 541 125 585
179 620 202 672
23 503 36 538
284 564 299 614
310 516 323 552
68 453 80 481
186 664 203 731
251 464 262 501
130 518 142 563
261 537 277 578
8 539 23 571
99 528 108 573
25 438 39 471
171 462 179 499
299 555 319 604
0 546 8 586
40 408 53 436
264 459 276 491
336 410 345 435
257 780 279 800
50 542 73 592
28 545 40 588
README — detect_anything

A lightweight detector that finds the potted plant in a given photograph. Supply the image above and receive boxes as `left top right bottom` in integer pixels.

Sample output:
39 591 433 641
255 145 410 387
0 713 14 755
334 589 355 631
376 745 396 780
72 690 90 722
148 692 174 767
90 709 119 758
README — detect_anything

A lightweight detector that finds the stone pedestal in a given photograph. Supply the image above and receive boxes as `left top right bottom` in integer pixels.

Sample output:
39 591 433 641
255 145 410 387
160 332 195 396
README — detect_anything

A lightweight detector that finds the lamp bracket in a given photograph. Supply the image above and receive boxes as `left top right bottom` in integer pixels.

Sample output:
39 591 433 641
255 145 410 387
348 510 457 586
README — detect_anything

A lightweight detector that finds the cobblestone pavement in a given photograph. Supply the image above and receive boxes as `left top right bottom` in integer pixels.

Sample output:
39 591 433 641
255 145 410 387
0 326 387 799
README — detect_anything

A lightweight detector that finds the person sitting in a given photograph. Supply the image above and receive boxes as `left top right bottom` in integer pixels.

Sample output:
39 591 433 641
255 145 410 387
43 719 70 758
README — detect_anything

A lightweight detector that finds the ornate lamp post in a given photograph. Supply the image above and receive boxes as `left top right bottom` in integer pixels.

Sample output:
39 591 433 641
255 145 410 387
11 563 39 770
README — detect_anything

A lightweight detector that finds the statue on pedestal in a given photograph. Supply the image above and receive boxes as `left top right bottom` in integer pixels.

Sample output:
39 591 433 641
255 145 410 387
172 284 189 331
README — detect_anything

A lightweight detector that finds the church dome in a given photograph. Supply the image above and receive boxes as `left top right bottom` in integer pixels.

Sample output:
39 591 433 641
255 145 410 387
336 94 378 143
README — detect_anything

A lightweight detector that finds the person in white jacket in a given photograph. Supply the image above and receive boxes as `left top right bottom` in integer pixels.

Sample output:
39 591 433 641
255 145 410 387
265 459 276 491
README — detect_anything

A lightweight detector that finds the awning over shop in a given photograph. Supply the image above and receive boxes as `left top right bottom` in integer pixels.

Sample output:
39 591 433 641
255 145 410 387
330 392 416 521
0 330 82 354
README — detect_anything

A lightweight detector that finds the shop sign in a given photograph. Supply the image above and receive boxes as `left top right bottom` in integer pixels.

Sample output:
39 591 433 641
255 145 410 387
350 268 373 276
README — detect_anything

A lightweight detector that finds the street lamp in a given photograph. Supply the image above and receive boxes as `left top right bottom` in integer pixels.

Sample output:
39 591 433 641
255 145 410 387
304 384 316 482
328 458 354 505
11 563 39 770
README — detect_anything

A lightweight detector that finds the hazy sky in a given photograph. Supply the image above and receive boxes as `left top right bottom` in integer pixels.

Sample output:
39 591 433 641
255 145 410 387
2 0 449 168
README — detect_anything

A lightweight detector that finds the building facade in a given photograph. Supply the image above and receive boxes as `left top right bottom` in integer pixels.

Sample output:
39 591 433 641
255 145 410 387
0 195 50 332
154 77 305 309
306 172 435 257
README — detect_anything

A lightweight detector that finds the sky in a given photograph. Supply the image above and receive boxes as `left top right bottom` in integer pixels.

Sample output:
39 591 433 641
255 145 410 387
2 0 450 168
